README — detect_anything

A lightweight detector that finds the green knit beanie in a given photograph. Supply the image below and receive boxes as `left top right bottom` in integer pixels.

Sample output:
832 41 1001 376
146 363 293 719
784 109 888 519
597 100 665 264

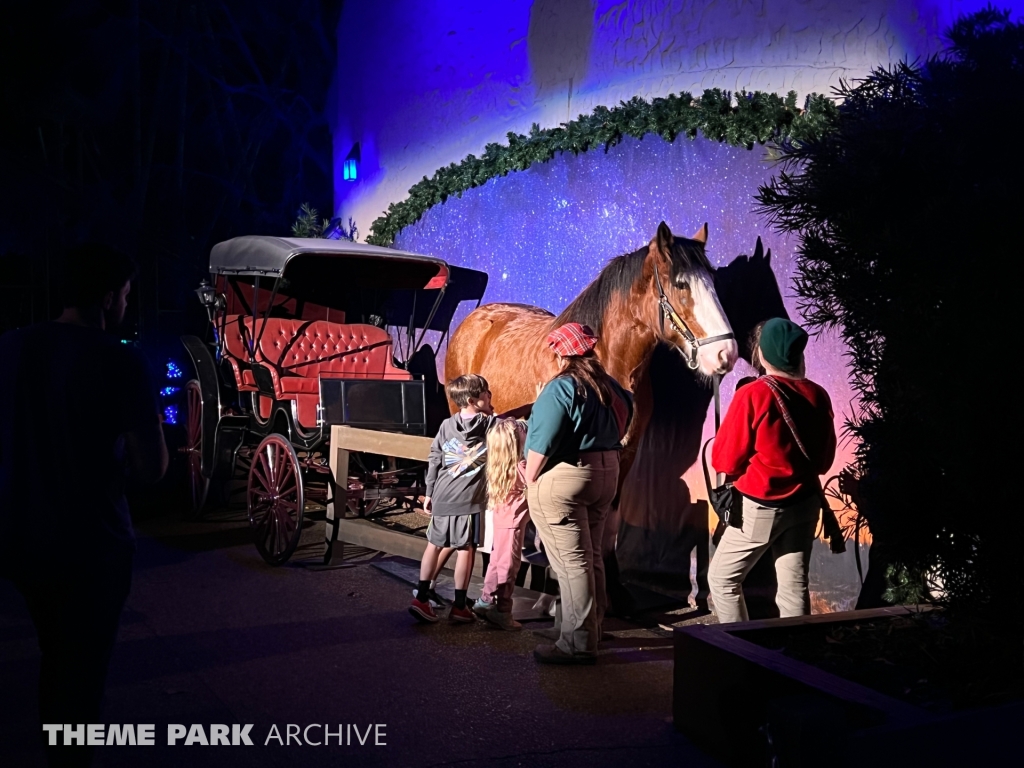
759 318 808 373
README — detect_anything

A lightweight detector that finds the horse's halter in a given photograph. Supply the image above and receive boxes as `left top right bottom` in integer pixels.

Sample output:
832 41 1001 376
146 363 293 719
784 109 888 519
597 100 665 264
652 257 735 370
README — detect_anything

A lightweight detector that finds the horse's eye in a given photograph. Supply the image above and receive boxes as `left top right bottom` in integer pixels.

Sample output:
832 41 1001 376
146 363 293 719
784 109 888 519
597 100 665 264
675 280 690 291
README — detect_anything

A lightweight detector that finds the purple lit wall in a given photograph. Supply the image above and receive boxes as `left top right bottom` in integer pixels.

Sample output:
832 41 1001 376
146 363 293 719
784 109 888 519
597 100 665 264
333 0 998 232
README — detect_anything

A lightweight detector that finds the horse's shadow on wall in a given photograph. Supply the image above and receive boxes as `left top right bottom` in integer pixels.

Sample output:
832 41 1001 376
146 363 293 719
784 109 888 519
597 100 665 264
617 239 787 612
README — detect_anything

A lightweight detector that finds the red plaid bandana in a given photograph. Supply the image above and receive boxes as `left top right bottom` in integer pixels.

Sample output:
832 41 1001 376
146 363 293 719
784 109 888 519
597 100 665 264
547 323 598 357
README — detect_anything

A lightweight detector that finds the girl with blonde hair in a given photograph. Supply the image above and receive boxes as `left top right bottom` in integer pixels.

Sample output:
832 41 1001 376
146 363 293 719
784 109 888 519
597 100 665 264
473 418 530 630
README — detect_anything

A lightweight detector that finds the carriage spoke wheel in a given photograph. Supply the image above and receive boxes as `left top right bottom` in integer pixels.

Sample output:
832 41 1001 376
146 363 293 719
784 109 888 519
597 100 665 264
184 380 209 517
347 497 380 517
248 434 304 565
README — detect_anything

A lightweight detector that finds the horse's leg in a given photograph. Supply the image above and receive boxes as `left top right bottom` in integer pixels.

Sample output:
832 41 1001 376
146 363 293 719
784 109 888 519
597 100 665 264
611 357 654 525
601 360 654 617
604 356 653 558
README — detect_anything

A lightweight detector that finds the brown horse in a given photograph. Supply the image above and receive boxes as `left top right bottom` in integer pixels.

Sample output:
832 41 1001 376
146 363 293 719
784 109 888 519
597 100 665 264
445 221 738 475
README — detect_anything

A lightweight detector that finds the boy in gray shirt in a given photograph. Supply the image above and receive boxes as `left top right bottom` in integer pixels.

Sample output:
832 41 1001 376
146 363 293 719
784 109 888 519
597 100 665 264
409 374 495 623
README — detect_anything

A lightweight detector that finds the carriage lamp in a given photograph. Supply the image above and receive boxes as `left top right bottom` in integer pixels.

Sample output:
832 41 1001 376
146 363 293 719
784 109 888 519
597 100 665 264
195 279 225 329
195 279 217 307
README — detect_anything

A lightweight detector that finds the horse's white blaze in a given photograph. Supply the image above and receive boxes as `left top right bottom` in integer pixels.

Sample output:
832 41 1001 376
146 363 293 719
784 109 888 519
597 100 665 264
690 269 738 376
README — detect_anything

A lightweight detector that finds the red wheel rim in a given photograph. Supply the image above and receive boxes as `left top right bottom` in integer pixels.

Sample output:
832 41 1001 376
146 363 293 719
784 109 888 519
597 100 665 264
184 380 209 513
247 434 304 565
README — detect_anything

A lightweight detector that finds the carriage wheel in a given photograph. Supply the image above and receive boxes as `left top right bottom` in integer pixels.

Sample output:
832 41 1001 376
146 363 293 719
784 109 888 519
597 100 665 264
346 496 381 517
248 434 304 565
183 380 210 517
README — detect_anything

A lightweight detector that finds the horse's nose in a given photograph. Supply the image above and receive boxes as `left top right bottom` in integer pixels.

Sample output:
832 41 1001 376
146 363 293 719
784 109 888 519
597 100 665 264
699 339 738 376
717 342 738 373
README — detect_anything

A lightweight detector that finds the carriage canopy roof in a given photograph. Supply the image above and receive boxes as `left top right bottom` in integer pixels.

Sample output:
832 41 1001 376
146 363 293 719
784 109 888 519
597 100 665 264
208 236 488 331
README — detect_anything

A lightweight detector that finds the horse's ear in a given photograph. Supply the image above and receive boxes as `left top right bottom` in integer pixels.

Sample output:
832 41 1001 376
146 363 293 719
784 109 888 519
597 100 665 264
753 236 764 261
656 222 673 254
691 222 708 245
765 247 772 265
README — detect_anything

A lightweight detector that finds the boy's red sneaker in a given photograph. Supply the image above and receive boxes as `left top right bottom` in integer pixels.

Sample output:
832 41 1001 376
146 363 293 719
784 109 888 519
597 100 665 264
448 605 475 624
409 599 439 623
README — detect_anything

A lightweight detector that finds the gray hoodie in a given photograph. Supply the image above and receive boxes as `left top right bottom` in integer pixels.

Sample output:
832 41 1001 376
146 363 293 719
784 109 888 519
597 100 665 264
424 412 496 517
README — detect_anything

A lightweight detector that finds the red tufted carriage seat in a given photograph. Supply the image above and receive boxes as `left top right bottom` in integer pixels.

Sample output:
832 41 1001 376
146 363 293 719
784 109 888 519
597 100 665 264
221 314 258 392
219 315 411 428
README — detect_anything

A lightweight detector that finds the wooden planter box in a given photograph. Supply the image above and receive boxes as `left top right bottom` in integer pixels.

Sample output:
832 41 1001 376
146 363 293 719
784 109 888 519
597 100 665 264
673 606 1022 767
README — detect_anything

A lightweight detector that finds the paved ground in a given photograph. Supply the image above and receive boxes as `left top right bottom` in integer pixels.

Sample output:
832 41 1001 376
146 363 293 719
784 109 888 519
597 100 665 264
0 503 722 768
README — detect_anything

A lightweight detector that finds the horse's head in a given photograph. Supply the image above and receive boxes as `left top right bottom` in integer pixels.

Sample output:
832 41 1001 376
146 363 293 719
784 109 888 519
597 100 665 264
714 237 788 363
640 222 738 376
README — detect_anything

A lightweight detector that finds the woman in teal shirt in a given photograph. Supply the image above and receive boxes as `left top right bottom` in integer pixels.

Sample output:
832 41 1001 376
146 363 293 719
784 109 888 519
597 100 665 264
525 323 632 665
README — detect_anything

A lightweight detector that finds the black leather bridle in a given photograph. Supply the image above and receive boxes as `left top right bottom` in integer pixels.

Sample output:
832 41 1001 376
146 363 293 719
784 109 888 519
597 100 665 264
653 262 735 370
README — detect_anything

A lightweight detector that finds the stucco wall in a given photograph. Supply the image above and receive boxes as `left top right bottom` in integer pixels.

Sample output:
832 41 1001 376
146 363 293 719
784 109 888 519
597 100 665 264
332 0 995 233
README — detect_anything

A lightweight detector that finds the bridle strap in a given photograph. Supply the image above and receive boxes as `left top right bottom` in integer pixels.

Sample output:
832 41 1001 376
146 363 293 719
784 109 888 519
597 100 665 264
699 332 737 346
713 373 724 485
701 373 726 495
652 259 735 369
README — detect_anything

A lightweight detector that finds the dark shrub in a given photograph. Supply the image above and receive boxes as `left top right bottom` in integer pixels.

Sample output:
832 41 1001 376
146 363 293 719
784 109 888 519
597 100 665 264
757 8 1024 639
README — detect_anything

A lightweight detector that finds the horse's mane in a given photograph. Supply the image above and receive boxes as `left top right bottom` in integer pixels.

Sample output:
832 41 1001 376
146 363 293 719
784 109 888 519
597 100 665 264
551 237 712 334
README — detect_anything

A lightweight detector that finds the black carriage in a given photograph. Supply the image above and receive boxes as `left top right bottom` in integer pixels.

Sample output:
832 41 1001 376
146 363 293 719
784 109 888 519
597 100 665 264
180 236 487 565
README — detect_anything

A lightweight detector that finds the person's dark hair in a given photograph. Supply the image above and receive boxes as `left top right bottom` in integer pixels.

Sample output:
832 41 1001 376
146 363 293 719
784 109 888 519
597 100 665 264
550 350 616 406
446 374 489 408
60 243 137 309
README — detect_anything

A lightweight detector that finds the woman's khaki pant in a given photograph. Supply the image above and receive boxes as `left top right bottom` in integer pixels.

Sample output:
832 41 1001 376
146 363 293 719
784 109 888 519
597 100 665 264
527 452 619 655
708 494 821 624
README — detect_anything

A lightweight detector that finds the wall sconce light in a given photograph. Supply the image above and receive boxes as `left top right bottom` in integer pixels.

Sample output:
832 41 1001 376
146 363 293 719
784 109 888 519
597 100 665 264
343 143 361 182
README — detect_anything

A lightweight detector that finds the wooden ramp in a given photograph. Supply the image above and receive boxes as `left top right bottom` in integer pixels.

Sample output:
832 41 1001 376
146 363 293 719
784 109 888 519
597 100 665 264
335 517 483 577
321 425 433 567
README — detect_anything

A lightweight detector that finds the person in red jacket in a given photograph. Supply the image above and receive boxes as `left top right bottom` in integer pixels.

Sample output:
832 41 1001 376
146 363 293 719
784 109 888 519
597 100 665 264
708 318 837 623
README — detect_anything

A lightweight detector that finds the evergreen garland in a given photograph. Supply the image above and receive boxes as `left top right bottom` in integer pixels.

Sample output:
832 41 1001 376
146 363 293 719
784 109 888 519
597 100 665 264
367 88 837 246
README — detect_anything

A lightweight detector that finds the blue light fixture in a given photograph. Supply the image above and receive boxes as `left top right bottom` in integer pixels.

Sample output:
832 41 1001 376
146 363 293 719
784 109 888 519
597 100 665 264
160 386 180 397
166 361 183 379
343 143 360 182
164 405 179 425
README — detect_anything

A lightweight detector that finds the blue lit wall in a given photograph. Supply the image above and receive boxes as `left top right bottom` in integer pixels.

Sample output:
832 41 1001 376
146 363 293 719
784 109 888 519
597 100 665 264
333 0 1001 232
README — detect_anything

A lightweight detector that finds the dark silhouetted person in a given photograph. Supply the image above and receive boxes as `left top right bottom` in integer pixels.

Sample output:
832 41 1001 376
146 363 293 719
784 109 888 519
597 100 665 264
0 243 168 767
